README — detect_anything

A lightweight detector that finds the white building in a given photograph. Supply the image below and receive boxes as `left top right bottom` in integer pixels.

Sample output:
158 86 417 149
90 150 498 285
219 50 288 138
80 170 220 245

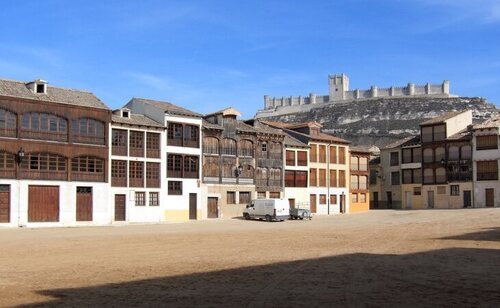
125 98 203 221
472 116 500 207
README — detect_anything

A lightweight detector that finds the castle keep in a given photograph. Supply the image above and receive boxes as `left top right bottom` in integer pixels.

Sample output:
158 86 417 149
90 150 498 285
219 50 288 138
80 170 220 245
256 74 451 118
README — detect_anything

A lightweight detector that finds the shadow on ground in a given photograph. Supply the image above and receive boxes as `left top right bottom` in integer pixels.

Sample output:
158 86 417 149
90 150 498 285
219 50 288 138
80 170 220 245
439 227 500 243
22 247 500 307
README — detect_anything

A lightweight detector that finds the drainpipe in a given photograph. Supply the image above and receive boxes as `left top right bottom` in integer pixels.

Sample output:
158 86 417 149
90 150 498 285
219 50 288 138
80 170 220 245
327 143 331 215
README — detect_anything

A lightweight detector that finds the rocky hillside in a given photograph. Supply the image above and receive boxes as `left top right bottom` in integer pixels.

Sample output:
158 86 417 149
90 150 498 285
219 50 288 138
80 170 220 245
259 97 499 148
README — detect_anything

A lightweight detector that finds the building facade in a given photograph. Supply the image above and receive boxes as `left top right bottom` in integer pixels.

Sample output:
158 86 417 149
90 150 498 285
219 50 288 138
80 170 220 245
349 147 371 213
472 117 500 207
0 79 111 227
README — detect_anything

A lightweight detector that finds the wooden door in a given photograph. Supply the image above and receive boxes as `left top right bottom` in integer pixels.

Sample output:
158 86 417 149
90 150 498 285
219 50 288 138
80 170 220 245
114 194 126 221
463 190 472 208
207 197 218 218
386 192 393 209
310 194 317 213
372 192 379 209
485 189 494 207
405 191 412 209
340 194 345 213
189 193 197 220
76 187 93 222
288 198 295 209
0 185 10 223
427 191 434 209
28 186 59 222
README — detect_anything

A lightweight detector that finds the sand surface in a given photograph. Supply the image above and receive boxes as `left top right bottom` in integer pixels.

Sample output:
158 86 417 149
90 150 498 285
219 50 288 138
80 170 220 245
1 209 500 307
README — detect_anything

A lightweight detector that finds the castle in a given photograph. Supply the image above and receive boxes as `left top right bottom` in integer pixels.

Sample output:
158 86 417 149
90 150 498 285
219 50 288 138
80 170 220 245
255 74 452 118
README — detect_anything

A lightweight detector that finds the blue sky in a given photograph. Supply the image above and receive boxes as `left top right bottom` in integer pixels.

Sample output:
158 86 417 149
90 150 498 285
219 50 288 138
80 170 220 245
1 0 499 118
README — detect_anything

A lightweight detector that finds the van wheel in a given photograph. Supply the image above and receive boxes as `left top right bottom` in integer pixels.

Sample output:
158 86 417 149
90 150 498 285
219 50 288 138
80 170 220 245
265 215 272 222
299 217 303 220
243 213 250 220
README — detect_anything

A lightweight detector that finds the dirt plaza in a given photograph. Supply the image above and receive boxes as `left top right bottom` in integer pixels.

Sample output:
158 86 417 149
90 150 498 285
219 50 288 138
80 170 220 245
1 209 499 307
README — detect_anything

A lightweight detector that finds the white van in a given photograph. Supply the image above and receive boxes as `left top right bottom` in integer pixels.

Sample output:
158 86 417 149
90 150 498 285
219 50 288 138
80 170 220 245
243 199 289 222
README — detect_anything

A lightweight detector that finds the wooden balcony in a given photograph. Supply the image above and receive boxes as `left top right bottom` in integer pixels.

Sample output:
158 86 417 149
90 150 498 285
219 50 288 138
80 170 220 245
111 177 127 187
183 139 199 148
0 170 16 179
167 138 183 147
146 148 160 159
20 170 67 181
129 177 144 188
183 171 198 179
477 172 498 181
72 135 105 145
20 130 68 142
146 178 160 188
168 169 182 178
72 172 105 182
112 146 127 156
0 128 16 138
129 147 144 157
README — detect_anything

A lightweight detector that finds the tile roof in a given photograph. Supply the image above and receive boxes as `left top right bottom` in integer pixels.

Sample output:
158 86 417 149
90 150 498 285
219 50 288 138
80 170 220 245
283 133 309 148
0 78 109 109
204 107 241 117
202 119 223 130
261 120 349 144
128 97 202 117
420 110 465 125
236 121 259 133
349 145 374 153
473 115 500 130
447 128 471 140
383 135 419 149
112 113 164 128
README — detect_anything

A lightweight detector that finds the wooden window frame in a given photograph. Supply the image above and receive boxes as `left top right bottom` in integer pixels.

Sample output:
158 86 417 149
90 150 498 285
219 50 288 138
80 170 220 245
129 161 144 188
135 192 145 206
146 132 160 158
168 181 182 195
111 129 128 156
111 160 127 187
149 192 159 206
146 162 160 188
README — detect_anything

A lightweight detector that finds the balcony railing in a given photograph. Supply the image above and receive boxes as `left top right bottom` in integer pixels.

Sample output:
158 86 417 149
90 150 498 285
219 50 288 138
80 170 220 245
0 170 16 179
146 178 160 188
0 128 16 138
146 148 160 159
167 138 183 147
256 179 268 186
111 177 126 187
168 169 182 178
183 171 198 179
447 173 472 182
72 135 105 145
72 172 105 182
112 146 127 156
129 147 144 157
184 139 199 148
129 177 144 187
20 170 67 181
477 172 499 181
20 130 67 142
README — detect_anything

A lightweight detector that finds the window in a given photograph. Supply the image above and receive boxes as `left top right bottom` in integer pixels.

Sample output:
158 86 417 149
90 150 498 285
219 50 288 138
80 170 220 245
168 181 182 195
184 125 199 147
448 146 459 161
477 160 498 180
330 194 337 205
269 142 282 160
269 192 280 199
402 148 412 164
338 170 346 187
239 139 254 157
286 170 308 187
149 192 159 206
221 138 237 156
269 168 281 186
129 161 144 187
111 160 127 187
359 176 367 190
421 126 433 143
461 145 471 160
227 191 236 204
146 132 160 158
436 167 446 183
434 125 446 141
297 151 307 166
71 118 105 145
351 193 358 203
391 171 400 185
403 147 422 163
318 145 326 163
167 154 183 178
330 146 337 164
203 137 219 154
424 168 434 184
182 156 199 178
338 147 345 164
167 123 183 146
111 129 127 156
330 170 337 187
359 193 366 203
351 156 359 171
351 175 359 189
20 153 66 173
359 157 368 171
36 83 45 93
437 186 446 195
435 147 445 162
146 162 160 188
257 192 266 199
71 156 105 182
256 167 268 186
319 194 326 204
476 135 498 150
0 108 17 137
450 185 460 196
423 148 433 163
135 192 145 206
286 150 295 166
0 151 15 178
390 152 399 166
413 187 421 195
318 169 326 187
261 142 267 153
309 168 317 186
310 144 317 162
20 113 68 141
239 192 251 204
129 131 144 157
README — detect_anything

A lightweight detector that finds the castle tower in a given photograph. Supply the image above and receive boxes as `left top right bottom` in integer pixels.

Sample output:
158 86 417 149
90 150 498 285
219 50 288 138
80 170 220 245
329 74 349 101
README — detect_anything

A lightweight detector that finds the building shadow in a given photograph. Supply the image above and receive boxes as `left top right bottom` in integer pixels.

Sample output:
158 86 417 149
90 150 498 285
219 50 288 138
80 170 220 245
20 247 500 307
439 227 500 243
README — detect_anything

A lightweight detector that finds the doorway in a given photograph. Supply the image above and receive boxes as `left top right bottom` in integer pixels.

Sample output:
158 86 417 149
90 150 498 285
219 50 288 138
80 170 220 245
386 192 393 209
207 197 218 218
485 188 494 207
76 187 93 222
0 185 10 223
189 193 197 220
114 194 126 221
427 190 434 209
463 190 472 208
372 192 379 209
28 186 59 222
288 198 295 209
405 191 412 209
310 194 317 213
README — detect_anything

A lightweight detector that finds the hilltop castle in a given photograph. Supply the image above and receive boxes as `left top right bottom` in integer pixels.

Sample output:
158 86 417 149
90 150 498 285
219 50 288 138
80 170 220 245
255 74 452 118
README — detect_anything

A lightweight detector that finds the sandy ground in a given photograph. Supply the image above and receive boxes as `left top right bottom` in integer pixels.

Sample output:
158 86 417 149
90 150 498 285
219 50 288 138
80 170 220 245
1 209 500 307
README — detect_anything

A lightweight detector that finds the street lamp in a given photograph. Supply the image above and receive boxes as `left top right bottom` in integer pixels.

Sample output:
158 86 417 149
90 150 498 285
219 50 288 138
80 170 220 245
235 164 243 177
341 191 345 214
17 147 25 165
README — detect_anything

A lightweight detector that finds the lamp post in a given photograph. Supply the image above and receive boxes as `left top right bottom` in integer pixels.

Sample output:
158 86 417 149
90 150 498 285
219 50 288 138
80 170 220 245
17 147 25 227
341 191 345 214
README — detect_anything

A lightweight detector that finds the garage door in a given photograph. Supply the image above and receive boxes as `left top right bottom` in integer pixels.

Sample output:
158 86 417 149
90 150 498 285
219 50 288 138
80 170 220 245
28 186 59 222
0 185 10 223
